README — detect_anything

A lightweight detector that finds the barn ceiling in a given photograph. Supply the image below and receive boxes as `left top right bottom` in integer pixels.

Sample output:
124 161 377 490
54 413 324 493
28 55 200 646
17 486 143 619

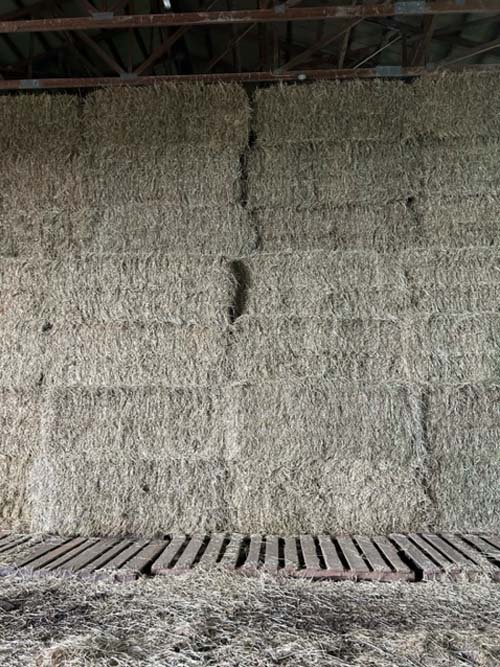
0 0 500 88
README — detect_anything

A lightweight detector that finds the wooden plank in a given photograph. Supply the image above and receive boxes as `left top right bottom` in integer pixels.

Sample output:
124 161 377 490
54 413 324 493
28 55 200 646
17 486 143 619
21 537 89 573
263 535 279 573
421 534 479 570
196 533 225 568
97 539 150 576
408 533 459 577
317 535 346 577
480 534 500 551
299 535 321 573
0 535 33 555
151 535 186 575
240 534 262 572
441 533 496 571
172 535 205 572
390 534 443 580
59 538 121 573
15 538 67 568
218 534 244 570
462 534 500 580
336 536 370 575
283 536 299 573
354 535 393 578
372 536 414 580
44 539 100 572
116 541 166 581
80 540 134 575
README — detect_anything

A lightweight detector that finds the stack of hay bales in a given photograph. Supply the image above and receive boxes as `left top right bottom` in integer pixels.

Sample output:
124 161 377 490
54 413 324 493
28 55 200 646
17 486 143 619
236 73 500 533
0 85 252 535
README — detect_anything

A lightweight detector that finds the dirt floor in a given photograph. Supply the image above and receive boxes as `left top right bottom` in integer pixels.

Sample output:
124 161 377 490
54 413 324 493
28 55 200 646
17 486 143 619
0 570 499 666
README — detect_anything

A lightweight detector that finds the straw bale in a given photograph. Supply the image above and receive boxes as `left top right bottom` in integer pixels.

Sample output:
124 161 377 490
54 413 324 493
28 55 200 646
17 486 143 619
253 80 412 144
0 322 45 388
253 202 418 252
45 322 230 388
247 142 414 209
0 389 40 531
1 573 500 667
227 380 432 534
242 250 409 318
230 316 405 383
0 258 49 322
428 384 500 532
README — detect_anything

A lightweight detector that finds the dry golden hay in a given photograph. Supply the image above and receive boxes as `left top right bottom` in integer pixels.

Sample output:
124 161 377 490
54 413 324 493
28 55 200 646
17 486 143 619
0 253 235 325
83 83 250 150
30 386 231 535
428 383 500 533
227 380 433 534
0 389 41 532
253 202 419 252
44 321 230 388
1 573 500 667
247 142 415 209
253 79 412 144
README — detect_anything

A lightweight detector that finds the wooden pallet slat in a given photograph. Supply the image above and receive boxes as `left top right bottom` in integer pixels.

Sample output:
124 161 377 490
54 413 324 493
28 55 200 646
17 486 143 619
422 534 479 570
299 535 321 574
241 534 263 572
371 535 414 580
117 541 166 581
219 534 244 570
317 535 345 577
172 535 205 572
79 540 134 576
21 537 89 573
336 536 370 577
0 535 34 555
150 535 186 575
283 537 299 573
440 533 496 571
196 533 226 568
354 535 393 579
59 538 122 574
44 539 101 573
263 535 279 573
390 534 443 580
14 538 67 569
97 539 150 577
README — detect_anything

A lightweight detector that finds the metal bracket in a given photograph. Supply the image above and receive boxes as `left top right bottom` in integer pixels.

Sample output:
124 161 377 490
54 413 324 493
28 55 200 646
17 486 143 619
375 65 403 77
394 1 426 13
20 79 41 89
90 12 115 19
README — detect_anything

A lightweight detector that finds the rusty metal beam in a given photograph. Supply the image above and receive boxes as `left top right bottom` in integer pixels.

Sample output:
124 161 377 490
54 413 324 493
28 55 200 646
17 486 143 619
411 14 436 66
0 2 498 34
2 64 500 88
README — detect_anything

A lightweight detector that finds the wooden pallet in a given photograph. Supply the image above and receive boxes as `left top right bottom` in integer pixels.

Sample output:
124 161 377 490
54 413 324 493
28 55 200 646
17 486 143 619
0 532 499 582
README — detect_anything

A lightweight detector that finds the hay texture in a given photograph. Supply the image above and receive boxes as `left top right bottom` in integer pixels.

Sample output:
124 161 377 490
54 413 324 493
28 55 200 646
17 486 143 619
0 94 80 211
1 573 500 667
30 387 231 535
247 142 414 209
0 390 40 531
428 384 500 533
253 80 412 144
253 202 419 252
227 381 432 534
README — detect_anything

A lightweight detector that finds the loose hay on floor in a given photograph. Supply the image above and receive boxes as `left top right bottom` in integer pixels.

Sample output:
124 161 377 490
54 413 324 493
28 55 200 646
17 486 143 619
428 383 500 533
226 380 432 534
31 387 232 535
247 142 415 209
0 389 41 532
1 572 500 667
253 201 419 252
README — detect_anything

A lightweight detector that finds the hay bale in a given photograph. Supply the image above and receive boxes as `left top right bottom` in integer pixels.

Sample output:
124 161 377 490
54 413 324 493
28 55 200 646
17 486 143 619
406 314 500 384
45 322 229 388
428 384 500 532
230 316 405 383
253 80 412 144
253 202 418 252
0 94 80 209
415 195 500 248
0 258 49 323
404 248 500 313
242 250 409 318
417 138 500 198
247 142 414 209
0 389 40 531
227 380 432 534
412 72 500 139
84 83 249 150
30 387 231 535
0 322 44 388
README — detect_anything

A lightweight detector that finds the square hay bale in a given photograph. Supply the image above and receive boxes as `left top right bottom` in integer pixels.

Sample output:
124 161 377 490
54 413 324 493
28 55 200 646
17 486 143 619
404 249 500 313
428 384 500 532
0 389 41 531
77 146 243 209
84 83 249 150
45 322 230 388
0 321 45 388
31 387 231 535
227 381 432 534
253 202 419 252
247 142 414 209
0 94 81 209
68 204 256 256
242 250 409 318
405 314 500 384
51 253 234 325
0 258 50 323
253 80 412 144
0 208 71 258
417 138 500 198
230 316 405 383
412 72 500 139
415 195 500 248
